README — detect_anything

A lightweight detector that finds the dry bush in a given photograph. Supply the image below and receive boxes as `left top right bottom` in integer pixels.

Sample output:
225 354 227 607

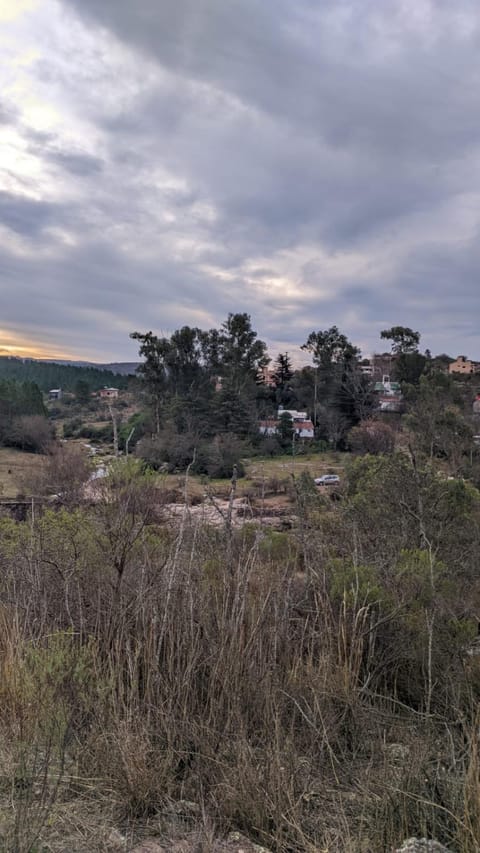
348 419 396 455
0 458 478 850
6 415 54 454
22 441 92 505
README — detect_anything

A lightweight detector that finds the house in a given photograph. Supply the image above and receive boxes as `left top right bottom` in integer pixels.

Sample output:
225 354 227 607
449 355 480 375
99 387 119 399
378 395 403 412
294 419 314 439
374 378 403 413
259 419 279 436
49 388 62 400
278 407 308 422
473 395 480 415
259 409 315 439
374 379 401 396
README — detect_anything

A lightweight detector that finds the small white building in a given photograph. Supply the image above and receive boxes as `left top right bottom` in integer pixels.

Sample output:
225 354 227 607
49 388 62 400
278 407 308 422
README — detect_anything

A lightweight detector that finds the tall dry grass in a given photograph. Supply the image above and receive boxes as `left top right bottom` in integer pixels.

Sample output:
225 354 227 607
0 462 478 850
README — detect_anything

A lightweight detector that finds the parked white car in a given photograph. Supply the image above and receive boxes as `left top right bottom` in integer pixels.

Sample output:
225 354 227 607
314 474 340 486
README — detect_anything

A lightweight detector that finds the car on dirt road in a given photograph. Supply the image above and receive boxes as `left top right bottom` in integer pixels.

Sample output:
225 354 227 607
314 474 340 486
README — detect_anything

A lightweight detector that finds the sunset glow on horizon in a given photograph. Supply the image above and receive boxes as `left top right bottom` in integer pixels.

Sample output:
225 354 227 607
0 331 78 361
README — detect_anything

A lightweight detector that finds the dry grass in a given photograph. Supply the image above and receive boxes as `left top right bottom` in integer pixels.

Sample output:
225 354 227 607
0 447 46 498
0 458 477 851
152 451 346 504
243 451 344 482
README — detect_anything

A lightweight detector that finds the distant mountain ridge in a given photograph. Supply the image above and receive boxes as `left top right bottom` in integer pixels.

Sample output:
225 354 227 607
0 357 135 392
34 358 140 375
98 362 140 375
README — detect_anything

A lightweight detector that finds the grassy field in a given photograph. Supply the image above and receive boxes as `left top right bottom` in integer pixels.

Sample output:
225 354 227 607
0 445 346 502
152 451 346 502
0 447 45 498
244 451 343 482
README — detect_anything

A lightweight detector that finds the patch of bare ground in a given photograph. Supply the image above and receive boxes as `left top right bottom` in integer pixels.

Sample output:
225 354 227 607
162 493 295 530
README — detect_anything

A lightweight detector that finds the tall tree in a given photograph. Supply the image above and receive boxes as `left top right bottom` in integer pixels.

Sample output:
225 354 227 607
380 326 420 355
132 314 269 446
271 352 294 407
302 326 359 370
213 314 269 439
75 379 91 405
130 331 172 434
219 313 269 387
301 326 361 437
166 326 204 397
272 352 293 387
380 326 425 384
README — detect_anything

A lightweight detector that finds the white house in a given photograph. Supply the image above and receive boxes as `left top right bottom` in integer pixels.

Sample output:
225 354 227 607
294 420 315 439
259 419 279 436
259 411 315 439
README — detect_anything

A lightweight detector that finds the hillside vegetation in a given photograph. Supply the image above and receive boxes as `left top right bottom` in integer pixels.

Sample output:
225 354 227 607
0 357 130 393
0 450 480 851
1 320 480 850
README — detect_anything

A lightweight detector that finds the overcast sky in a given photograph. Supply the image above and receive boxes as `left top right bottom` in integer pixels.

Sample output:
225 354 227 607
1 0 479 362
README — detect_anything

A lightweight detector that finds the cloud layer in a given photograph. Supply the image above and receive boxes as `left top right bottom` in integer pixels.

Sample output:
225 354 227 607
1 0 480 360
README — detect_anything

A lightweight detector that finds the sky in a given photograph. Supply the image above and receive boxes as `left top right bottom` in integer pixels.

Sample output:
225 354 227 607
1 0 480 363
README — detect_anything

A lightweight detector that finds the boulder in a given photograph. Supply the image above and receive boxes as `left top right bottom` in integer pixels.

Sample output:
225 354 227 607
129 841 166 853
395 839 450 853
207 833 269 852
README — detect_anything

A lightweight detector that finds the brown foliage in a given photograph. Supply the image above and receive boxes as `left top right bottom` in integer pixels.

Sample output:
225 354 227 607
8 414 54 454
348 418 396 455
23 442 92 504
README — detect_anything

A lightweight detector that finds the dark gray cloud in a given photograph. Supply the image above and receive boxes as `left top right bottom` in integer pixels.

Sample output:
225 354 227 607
44 149 104 176
0 192 59 237
2 0 480 360
62 0 480 162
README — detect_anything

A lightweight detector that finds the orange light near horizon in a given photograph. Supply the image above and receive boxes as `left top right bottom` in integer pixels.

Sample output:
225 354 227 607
0 330 77 361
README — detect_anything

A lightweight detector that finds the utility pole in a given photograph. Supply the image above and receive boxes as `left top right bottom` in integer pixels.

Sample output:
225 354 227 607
125 427 135 458
291 426 297 478
107 402 119 457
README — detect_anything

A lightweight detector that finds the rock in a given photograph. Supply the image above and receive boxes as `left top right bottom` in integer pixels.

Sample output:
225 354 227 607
107 828 127 850
169 799 201 816
384 743 411 763
395 839 450 853
129 840 166 853
220 832 272 852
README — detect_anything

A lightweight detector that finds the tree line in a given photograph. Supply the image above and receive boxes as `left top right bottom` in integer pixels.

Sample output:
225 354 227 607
0 357 130 393
130 315 454 473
